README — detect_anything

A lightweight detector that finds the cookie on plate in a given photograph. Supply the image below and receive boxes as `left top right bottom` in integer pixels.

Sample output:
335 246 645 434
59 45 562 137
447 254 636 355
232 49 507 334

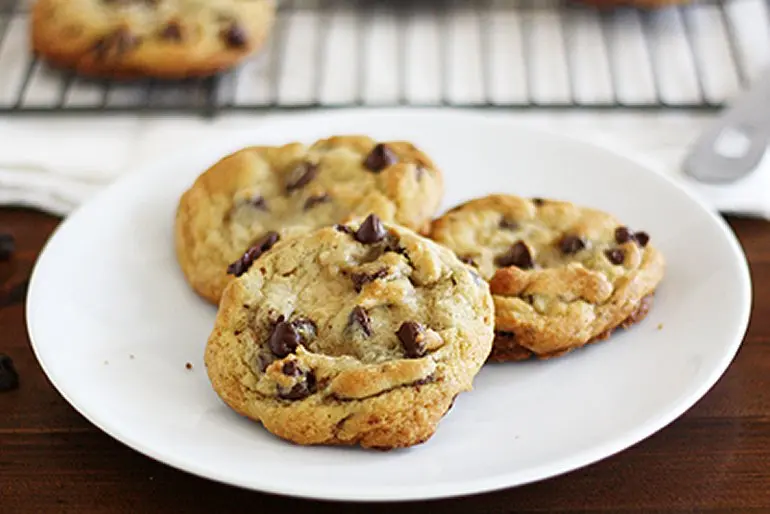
176 136 443 304
430 195 665 361
31 0 275 79
204 215 494 449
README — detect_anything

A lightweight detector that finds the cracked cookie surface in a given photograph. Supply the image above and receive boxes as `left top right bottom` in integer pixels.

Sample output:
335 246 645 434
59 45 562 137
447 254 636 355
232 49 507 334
430 194 665 361
176 136 444 304
204 215 494 449
32 0 275 78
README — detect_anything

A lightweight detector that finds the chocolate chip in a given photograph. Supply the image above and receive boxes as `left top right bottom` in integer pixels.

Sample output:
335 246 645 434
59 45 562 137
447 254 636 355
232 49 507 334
459 255 477 267
282 360 301 376
559 235 586 255
286 163 318 192
495 241 534 269
0 354 19 392
0 234 15 261
615 226 633 244
351 268 388 292
291 317 317 345
94 27 139 59
634 231 650 247
222 22 248 48
349 306 372 337
355 214 387 244
605 248 625 266
363 144 398 172
278 371 316 400
268 319 300 358
159 21 182 41
304 193 330 210
499 218 519 231
250 195 268 210
494 331 516 345
397 322 427 358
532 198 545 206
335 224 354 235
226 231 279 277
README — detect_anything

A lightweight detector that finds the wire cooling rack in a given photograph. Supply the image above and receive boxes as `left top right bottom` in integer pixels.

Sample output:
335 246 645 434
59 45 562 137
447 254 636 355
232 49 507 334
0 0 769 115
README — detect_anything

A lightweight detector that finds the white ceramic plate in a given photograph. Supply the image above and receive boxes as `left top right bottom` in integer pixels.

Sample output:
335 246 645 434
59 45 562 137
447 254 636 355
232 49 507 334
27 110 751 502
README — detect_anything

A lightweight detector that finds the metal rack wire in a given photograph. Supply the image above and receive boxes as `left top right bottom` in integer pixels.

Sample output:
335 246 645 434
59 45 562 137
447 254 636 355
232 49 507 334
0 0 768 116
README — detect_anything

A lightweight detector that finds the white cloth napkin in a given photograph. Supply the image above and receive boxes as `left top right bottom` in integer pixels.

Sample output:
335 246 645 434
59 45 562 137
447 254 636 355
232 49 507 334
1 110 769 218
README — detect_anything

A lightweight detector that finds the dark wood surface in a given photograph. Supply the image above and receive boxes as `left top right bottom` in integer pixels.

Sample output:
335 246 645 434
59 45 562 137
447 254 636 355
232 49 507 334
1 207 768 513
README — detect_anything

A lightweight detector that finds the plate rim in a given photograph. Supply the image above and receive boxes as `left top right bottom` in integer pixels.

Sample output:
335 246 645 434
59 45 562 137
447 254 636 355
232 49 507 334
25 108 753 502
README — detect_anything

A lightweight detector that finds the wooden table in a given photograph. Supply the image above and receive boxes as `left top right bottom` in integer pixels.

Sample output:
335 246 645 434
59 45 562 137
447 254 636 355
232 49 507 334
2 207 768 513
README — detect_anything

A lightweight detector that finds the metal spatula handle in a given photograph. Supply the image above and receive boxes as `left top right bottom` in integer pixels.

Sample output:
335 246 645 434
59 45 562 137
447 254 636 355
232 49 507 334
684 70 770 184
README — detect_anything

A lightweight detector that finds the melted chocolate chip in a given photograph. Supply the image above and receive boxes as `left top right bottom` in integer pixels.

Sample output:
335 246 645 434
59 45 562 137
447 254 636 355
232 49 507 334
159 21 182 41
499 218 519 231
363 144 398 172
355 214 387 244
615 226 634 244
0 354 19 392
495 241 534 269
559 235 586 255
291 318 317 345
278 371 316 400
269 320 300 357
349 306 372 337
304 193 330 210
282 360 301 376
222 22 248 48
532 198 545 206
605 248 625 266
0 233 15 261
397 322 427 358
226 231 279 277
634 231 650 247
286 163 318 192
93 27 140 59
351 268 388 292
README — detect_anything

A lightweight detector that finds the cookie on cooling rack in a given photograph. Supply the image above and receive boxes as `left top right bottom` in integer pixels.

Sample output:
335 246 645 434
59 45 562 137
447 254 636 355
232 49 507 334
430 194 665 361
31 0 275 79
175 136 444 304
204 215 494 449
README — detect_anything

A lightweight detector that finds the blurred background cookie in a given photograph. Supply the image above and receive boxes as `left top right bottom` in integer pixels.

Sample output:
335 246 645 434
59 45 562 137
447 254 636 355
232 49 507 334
31 0 276 79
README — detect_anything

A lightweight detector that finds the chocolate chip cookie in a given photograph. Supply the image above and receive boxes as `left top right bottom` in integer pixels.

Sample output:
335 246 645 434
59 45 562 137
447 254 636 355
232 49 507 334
204 215 494 449
430 195 665 361
175 136 444 304
31 0 275 79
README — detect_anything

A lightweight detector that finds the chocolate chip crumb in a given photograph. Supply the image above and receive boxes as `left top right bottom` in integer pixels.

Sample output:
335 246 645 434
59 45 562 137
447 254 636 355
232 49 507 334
227 231 279 277
268 319 300 358
304 193 330 210
495 241 534 269
222 22 248 48
349 306 372 337
0 234 15 261
605 248 625 265
635 231 650 247
499 218 519 231
559 235 586 255
615 226 634 244
335 224 354 235
185 362 193 370
0 354 19 392
286 163 318 192
351 268 388 292
355 214 387 244
363 144 398 172
397 322 427 358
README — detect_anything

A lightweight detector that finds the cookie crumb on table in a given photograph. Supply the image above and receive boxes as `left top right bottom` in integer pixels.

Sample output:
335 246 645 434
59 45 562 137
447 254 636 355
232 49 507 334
185 362 193 370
